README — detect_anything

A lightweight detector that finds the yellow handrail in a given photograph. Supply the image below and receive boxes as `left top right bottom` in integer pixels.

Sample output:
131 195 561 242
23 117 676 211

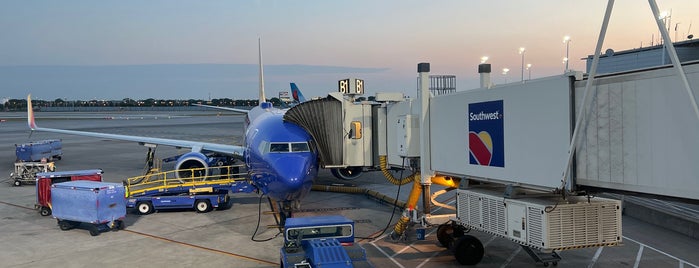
125 164 247 197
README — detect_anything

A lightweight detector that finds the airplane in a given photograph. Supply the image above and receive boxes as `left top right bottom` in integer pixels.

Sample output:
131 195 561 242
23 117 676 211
26 39 318 222
290 83 306 103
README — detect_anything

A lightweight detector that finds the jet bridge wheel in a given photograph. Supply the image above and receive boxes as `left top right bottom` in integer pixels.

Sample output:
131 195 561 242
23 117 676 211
453 235 484 265
330 167 363 180
195 199 212 213
437 223 454 247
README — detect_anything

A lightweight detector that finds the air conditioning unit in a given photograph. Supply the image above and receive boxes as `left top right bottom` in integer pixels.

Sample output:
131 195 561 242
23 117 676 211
456 188 622 251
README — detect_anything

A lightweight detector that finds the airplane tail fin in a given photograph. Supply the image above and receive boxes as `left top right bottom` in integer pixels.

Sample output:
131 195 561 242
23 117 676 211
27 94 37 130
258 38 267 105
290 83 307 103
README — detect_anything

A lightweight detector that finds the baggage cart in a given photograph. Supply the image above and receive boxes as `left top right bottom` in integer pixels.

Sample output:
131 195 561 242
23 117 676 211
9 161 55 186
15 139 63 162
35 169 103 216
51 181 126 236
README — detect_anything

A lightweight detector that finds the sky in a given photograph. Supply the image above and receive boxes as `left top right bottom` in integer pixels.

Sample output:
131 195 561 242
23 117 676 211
1 0 698 100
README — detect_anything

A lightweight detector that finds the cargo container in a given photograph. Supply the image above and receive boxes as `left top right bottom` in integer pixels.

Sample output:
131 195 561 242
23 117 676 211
35 169 103 216
51 181 126 236
15 139 62 162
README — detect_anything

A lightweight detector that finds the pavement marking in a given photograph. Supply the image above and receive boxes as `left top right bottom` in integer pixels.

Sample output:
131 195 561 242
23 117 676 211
369 240 405 268
624 236 699 268
588 247 604 268
0 200 34 210
500 246 522 268
123 229 278 266
369 199 456 267
416 250 443 268
633 245 644 268
483 235 498 247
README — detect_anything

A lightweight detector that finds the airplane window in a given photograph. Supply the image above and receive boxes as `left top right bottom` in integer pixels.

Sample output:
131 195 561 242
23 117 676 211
291 142 310 152
270 143 290 152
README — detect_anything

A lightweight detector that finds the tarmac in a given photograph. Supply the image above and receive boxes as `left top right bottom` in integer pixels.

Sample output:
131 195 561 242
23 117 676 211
1 110 698 268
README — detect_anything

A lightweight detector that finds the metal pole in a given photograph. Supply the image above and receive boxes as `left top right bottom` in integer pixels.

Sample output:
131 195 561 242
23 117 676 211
648 0 699 123
565 41 570 71
418 63 432 217
561 0 615 192
520 50 525 82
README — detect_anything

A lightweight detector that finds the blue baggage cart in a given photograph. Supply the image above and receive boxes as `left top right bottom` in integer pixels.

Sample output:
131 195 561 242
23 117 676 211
51 181 126 236
15 139 63 162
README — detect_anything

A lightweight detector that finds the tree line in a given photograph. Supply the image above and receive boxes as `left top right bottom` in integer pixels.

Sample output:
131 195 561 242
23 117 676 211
1 97 288 111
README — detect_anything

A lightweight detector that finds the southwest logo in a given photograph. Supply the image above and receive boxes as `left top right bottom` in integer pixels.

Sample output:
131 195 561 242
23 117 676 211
468 100 504 167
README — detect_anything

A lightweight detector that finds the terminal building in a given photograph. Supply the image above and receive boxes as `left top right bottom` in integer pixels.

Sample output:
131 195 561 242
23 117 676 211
585 38 699 74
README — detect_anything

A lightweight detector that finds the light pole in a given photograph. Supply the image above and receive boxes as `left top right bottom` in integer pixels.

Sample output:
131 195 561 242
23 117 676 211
519 47 526 82
480 56 489 64
502 68 510 83
526 64 532 80
563 35 571 72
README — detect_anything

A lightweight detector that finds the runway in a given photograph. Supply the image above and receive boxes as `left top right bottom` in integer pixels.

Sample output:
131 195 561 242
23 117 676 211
1 111 697 267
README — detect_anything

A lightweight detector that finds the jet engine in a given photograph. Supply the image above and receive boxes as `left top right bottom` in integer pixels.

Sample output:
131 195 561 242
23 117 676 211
175 152 210 178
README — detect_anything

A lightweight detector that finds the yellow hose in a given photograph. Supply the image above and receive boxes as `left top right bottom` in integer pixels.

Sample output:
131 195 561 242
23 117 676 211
380 155 418 185
311 184 407 209
392 174 422 237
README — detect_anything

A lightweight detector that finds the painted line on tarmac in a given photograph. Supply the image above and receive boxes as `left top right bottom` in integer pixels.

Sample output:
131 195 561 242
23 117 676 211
633 245 644 268
588 247 604 268
124 229 278 266
500 246 522 268
0 200 34 210
368 199 456 267
624 236 699 268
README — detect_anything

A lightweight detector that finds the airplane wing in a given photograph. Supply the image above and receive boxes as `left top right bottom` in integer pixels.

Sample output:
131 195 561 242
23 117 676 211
191 103 250 113
27 95 244 157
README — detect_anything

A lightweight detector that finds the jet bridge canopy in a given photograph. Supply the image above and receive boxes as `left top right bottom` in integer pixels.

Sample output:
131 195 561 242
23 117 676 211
284 97 343 167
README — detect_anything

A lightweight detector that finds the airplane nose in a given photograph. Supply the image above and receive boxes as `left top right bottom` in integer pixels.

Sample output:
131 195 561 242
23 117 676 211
273 155 314 190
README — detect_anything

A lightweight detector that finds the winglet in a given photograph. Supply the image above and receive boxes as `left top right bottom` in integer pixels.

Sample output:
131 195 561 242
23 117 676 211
27 94 37 130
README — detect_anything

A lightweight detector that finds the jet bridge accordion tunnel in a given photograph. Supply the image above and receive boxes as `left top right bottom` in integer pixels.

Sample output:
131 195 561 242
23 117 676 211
283 93 377 170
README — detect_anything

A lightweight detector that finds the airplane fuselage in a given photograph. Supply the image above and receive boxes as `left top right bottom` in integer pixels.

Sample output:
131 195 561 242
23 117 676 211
244 104 318 202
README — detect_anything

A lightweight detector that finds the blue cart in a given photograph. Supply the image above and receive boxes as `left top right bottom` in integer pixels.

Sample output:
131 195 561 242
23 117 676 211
51 181 126 236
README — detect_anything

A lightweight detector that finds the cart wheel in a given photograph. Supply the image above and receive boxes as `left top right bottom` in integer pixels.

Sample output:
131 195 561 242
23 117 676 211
89 225 100 236
437 224 454 247
453 235 484 265
136 201 153 215
39 207 52 216
115 220 125 230
58 220 74 231
195 199 211 213
13 180 21 187
218 195 233 210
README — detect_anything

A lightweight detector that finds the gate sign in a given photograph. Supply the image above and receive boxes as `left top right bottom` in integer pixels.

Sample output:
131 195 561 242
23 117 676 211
338 78 364 95
468 100 504 167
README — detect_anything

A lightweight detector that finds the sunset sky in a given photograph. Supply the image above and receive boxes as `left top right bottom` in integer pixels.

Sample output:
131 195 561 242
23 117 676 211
1 0 697 100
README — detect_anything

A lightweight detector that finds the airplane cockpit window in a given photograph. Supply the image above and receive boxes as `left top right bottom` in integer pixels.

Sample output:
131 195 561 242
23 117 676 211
291 142 310 152
268 142 310 153
270 143 290 152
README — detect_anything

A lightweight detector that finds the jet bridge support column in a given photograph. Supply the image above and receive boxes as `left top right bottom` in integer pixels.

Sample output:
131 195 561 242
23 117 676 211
418 63 434 217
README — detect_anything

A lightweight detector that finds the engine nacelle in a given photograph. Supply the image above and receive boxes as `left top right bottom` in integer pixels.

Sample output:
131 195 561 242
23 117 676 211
175 152 210 178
